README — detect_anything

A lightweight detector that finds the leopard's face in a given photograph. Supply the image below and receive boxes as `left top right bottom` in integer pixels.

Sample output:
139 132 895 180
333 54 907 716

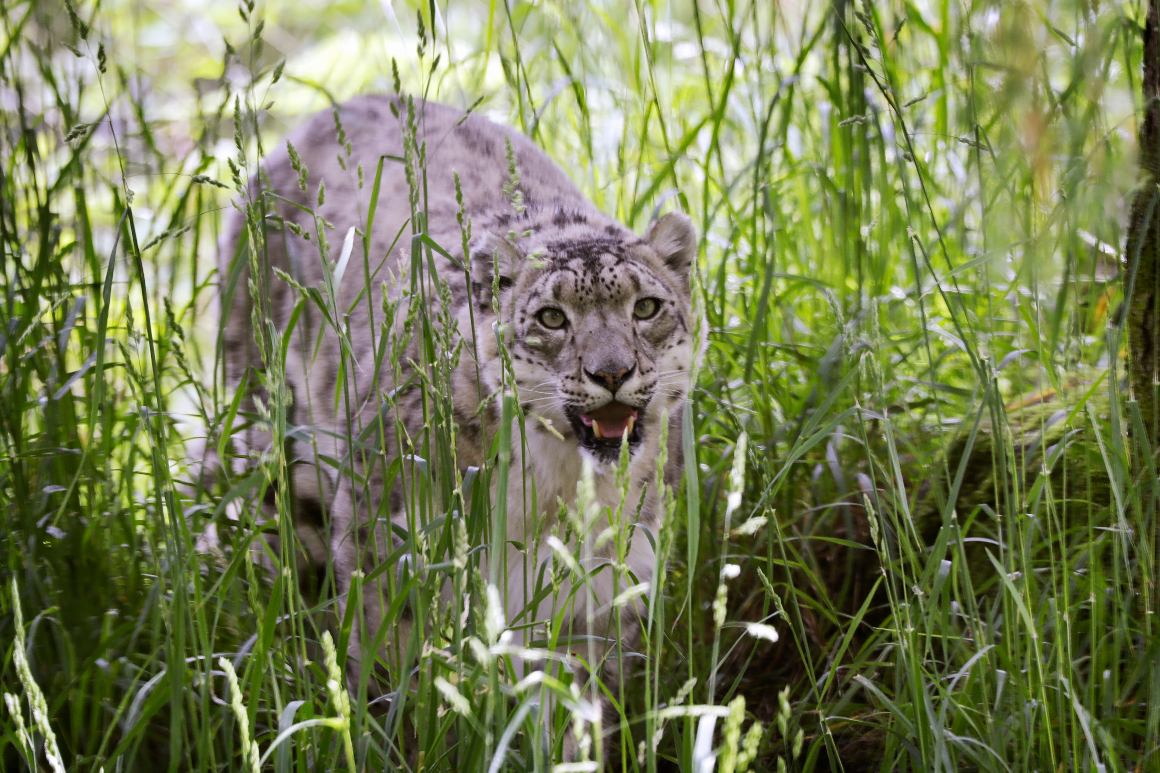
472 211 699 464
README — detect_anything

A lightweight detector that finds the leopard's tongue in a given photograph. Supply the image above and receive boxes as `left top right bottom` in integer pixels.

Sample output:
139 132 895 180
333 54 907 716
580 402 638 440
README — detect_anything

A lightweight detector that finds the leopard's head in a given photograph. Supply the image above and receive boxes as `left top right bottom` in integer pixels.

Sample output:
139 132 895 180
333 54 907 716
470 210 700 463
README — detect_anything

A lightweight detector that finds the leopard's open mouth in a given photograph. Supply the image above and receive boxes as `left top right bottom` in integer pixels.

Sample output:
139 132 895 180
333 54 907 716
566 401 644 456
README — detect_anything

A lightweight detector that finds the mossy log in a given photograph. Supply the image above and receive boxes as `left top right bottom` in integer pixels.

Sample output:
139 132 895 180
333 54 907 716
913 385 1116 576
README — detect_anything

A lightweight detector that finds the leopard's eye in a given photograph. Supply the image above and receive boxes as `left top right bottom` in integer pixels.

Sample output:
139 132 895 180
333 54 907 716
537 308 568 329
633 298 660 320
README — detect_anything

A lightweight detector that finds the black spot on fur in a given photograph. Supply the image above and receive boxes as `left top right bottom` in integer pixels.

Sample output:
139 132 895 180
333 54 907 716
297 493 325 528
456 124 495 158
546 236 628 263
481 400 499 436
388 486 404 515
456 405 483 444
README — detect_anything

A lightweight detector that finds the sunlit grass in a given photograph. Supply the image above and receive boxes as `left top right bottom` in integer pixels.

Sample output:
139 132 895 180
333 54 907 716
1 0 1155 771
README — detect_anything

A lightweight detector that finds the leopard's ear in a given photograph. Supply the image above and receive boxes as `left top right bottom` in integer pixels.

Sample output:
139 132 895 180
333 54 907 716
469 231 524 310
646 211 698 279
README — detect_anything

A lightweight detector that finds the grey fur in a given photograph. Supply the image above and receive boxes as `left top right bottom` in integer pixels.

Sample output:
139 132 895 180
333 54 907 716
219 96 702 728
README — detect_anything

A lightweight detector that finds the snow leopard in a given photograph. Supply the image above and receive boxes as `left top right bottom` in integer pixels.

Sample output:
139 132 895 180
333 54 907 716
219 95 702 729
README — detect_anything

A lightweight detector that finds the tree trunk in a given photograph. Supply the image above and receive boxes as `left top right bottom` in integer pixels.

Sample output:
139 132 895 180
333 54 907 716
1127 0 1160 446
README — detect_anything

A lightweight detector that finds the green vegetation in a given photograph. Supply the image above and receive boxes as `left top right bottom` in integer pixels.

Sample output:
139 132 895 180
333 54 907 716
1 0 1156 771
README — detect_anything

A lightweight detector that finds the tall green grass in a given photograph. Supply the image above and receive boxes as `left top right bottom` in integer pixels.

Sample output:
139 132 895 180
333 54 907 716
1 0 1156 771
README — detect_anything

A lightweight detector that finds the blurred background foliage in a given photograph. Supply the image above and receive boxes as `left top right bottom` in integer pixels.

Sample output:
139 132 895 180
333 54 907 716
2 0 1158 770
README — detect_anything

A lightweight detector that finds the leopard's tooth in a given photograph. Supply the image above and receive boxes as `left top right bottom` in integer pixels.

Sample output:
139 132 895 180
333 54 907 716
625 415 635 437
593 421 604 439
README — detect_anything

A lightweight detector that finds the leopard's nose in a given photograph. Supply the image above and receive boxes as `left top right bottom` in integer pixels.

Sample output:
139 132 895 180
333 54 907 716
585 365 634 393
